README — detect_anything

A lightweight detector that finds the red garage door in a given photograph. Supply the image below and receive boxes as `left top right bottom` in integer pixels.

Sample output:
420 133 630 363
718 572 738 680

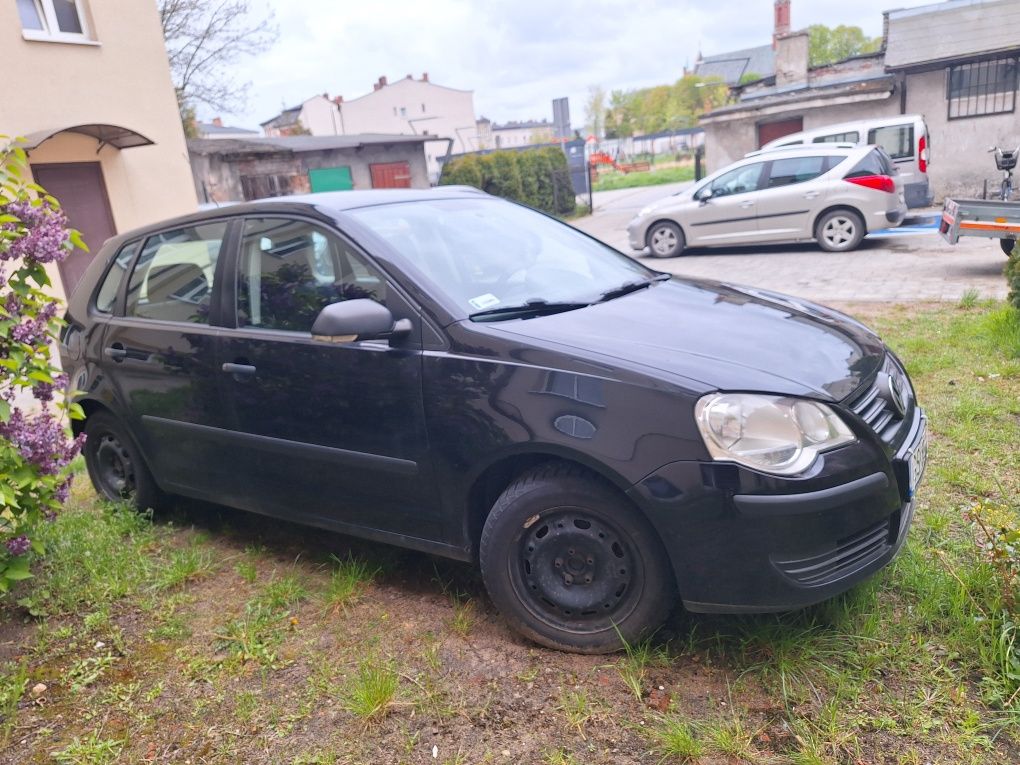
756 117 803 148
370 162 412 188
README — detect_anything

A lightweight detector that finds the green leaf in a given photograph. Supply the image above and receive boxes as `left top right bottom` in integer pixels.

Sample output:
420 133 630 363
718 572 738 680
0 399 9 423
3 567 34 582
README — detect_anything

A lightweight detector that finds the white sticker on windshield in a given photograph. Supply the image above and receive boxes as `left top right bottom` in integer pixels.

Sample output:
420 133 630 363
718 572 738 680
468 293 501 310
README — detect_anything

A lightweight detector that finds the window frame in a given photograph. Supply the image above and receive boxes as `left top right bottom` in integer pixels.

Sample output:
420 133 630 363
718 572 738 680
946 56 1018 120
91 239 142 317
20 0 97 45
764 155 840 189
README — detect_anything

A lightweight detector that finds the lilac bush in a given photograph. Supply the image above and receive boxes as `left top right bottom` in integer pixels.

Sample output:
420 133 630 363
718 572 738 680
0 139 86 592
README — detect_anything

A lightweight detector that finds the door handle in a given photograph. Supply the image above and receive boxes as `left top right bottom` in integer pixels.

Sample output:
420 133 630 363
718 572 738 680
104 344 127 362
222 362 256 376
739 201 754 209
803 191 820 199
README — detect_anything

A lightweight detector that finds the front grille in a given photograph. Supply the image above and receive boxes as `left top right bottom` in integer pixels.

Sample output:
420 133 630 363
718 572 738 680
843 356 911 445
773 515 894 587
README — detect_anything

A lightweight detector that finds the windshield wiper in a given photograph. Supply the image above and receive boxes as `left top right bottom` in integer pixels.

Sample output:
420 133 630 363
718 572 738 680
596 274 671 303
469 298 590 322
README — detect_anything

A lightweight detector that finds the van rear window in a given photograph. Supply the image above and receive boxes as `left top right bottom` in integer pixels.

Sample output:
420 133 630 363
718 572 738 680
867 125 914 160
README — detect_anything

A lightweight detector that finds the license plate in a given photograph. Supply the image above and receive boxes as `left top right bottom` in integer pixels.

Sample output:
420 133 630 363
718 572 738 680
907 421 929 495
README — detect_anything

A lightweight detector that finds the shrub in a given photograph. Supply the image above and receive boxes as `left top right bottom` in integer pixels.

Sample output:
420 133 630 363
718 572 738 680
440 147 576 216
1005 246 1020 310
0 138 85 593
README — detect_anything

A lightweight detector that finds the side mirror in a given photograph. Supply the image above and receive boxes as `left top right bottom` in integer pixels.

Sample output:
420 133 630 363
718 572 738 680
311 299 412 344
697 187 714 204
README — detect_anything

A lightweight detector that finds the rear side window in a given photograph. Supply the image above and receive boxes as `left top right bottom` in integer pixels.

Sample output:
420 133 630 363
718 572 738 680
766 156 842 187
125 222 228 323
867 125 914 160
844 149 893 179
813 131 859 144
94 241 140 314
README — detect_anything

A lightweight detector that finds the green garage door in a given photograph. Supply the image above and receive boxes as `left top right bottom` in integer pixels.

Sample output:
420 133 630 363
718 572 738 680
308 166 353 192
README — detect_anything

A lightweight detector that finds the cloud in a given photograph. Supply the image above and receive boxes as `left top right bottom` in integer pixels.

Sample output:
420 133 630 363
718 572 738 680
211 0 930 131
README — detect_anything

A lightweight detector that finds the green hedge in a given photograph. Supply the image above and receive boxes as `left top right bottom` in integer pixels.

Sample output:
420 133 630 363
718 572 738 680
439 147 576 216
1007 245 1020 309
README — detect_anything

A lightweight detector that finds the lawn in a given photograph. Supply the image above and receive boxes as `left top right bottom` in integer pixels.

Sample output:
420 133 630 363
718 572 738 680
592 164 695 192
1 302 1018 765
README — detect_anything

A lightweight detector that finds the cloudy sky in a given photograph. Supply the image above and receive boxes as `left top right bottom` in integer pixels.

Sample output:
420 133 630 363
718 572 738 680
211 0 936 131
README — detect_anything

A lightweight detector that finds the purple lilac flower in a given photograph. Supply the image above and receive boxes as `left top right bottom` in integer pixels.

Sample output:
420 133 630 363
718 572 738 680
0 200 71 265
0 408 83 475
5 536 30 556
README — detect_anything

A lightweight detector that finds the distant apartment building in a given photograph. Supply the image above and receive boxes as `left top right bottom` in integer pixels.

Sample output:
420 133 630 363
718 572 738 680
476 118 556 149
196 118 259 140
260 74 479 182
2 0 197 297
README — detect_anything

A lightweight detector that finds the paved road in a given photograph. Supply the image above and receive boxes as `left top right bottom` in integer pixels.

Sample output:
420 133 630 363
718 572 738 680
572 182 1010 302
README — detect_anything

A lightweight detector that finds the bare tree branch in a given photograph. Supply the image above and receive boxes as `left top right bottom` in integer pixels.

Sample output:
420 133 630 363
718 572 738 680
158 0 278 115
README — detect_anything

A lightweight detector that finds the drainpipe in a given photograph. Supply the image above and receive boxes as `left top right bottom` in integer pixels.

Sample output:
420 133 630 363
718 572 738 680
899 72 907 114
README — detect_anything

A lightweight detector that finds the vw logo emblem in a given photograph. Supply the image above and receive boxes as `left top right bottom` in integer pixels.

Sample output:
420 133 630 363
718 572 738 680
887 373 909 417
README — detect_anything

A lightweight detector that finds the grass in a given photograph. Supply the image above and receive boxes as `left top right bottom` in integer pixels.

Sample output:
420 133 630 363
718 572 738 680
593 163 694 192
0 302 1017 763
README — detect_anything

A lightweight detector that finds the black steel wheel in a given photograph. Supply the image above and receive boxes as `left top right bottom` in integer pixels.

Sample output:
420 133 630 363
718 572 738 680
83 412 166 511
479 462 675 653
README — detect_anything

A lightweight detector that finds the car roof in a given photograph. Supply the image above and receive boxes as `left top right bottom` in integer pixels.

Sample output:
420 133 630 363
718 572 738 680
733 144 870 164
109 187 491 245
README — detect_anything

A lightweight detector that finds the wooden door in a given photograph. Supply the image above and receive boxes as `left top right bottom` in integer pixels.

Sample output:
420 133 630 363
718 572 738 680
370 162 412 188
756 118 804 149
30 162 116 294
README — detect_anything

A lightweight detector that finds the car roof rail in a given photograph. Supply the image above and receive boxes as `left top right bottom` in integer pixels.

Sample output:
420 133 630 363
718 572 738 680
744 143 857 158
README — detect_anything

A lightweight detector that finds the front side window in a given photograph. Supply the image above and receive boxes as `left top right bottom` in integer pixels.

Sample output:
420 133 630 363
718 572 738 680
708 163 765 197
766 156 840 188
18 0 90 40
867 125 914 160
948 58 1018 119
238 218 387 332
125 222 227 324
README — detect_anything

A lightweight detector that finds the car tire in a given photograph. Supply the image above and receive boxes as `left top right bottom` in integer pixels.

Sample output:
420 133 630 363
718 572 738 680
479 462 675 654
816 209 865 252
1000 238 1016 256
83 411 167 512
646 221 685 258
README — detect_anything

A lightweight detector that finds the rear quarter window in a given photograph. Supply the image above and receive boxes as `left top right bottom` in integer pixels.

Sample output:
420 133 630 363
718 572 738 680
94 241 141 314
845 149 893 178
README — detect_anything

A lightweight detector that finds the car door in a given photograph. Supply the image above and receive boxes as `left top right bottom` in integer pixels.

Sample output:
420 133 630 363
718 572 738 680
754 155 841 242
216 216 443 539
98 219 234 500
685 162 766 246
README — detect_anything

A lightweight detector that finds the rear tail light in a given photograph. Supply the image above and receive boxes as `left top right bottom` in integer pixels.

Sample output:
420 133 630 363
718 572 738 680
919 134 928 173
845 175 896 194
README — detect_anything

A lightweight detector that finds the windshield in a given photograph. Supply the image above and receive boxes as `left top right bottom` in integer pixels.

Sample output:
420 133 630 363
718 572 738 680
346 198 653 317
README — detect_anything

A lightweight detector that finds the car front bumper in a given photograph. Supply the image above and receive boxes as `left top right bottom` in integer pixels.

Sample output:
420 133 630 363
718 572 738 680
627 216 650 251
627 406 926 613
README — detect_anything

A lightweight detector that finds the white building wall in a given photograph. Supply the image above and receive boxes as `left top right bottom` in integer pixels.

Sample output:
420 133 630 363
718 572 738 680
299 96 344 136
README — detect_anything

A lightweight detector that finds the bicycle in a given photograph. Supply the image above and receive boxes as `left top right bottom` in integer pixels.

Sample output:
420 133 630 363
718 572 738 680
989 145 1019 255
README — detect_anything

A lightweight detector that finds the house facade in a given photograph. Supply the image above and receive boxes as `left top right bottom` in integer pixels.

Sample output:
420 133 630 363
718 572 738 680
476 119 556 150
2 0 197 296
260 75 479 182
698 0 1020 200
197 118 259 140
189 135 431 205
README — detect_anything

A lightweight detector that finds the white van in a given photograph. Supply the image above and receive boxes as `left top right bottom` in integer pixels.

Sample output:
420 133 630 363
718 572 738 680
762 114 933 209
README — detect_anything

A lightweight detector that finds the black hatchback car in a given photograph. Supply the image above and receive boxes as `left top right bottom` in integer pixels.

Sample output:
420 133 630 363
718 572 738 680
62 188 927 653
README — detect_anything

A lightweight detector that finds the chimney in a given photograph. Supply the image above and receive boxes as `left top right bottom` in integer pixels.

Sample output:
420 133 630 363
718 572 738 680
421 72 429 82
333 95 343 104
773 0 791 49
322 92 329 99
406 73 413 79
379 75 388 87
212 117 223 127
775 30 809 88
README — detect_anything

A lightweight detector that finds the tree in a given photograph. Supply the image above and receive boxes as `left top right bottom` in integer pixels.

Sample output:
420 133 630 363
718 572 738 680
158 0 278 119
808 24 881 68
604 75 729 138
584 86 607 140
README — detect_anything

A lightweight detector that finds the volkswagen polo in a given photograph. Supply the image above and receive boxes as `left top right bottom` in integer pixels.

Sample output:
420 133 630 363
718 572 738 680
61 188 926 653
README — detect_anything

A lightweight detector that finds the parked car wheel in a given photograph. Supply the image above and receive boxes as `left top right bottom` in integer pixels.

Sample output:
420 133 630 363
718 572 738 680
84 412 166 512
1000 237 1016 256
646 221 685 258
479 462 675 653
816 210 865 252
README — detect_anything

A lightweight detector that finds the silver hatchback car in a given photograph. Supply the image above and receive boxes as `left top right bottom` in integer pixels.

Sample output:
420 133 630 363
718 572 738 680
627 145 907 257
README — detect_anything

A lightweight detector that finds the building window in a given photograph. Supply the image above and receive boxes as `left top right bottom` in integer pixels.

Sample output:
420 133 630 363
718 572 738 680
399 107 407 117
18 0 93 43
239 174 293 201
947 57 1018 119
421 103 426 113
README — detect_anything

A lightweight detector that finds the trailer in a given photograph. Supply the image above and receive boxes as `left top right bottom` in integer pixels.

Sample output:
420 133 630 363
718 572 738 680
939 198 1020 255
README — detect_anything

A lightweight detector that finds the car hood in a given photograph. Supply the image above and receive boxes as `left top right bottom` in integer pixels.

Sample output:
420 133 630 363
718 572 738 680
483 278 886 401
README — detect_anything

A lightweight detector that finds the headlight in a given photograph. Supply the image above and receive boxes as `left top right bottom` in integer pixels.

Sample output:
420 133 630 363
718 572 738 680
694 393 855 475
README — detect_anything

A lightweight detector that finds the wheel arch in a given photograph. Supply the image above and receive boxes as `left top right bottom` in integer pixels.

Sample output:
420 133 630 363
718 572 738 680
813 204 867 238
462 445 646 560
